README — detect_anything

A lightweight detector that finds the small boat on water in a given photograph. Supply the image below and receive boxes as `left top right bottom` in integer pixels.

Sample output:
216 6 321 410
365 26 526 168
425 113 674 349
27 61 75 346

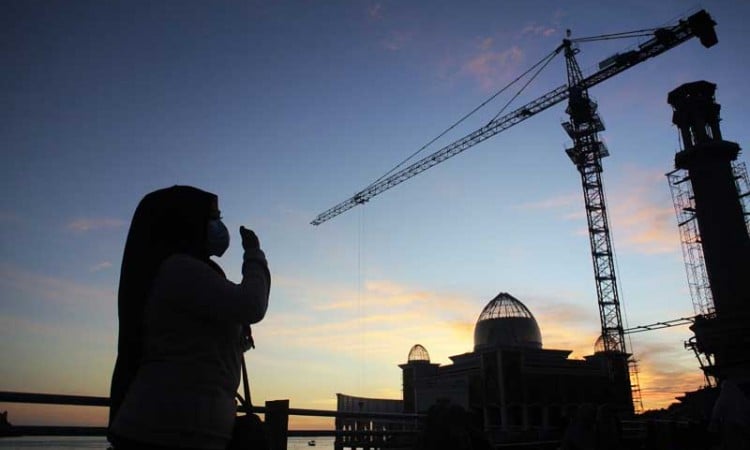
307 440 316 446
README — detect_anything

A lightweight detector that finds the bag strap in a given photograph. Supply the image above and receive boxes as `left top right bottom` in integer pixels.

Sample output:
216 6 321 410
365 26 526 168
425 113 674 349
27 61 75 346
241 355 252 409
236 325 254 412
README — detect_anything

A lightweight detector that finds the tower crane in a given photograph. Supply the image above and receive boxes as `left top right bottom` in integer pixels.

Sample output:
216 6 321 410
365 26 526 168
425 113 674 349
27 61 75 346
312 10 718 409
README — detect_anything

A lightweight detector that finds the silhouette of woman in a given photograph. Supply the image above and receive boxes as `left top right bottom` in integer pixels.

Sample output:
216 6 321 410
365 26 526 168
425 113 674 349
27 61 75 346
108 186 270 450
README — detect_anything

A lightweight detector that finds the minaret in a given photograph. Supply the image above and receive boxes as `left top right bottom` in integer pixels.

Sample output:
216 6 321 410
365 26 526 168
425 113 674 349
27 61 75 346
668 81 750 379
399 344 439 413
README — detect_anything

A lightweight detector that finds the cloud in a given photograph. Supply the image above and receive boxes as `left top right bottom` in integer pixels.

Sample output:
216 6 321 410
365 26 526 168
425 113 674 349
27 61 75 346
0 211 23 224
66 217 125 233
537 303 705 409
1 314 77 340
276 278 604 358
367 3 383 20
614 205 678 253
89 261 113 272
517 166 682 255
517 9 562 40
521 23 557 38
608 167 681 254
261 274 701 416
530 294 601 357
632 340 706 409
381 30 413 51
268 275 481 362
513 192 585 223
271 276 605 363
462 45 524 91
514 193 579 211
0 263 115 309
535 300 598 327
439 9 561 91
552 8 567 24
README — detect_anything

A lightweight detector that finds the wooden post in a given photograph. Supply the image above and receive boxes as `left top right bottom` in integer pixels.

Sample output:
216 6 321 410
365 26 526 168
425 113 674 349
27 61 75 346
265 399 289 450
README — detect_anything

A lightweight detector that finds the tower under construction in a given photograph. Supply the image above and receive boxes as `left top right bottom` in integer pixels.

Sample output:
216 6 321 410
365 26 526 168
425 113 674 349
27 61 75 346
667 81 750 382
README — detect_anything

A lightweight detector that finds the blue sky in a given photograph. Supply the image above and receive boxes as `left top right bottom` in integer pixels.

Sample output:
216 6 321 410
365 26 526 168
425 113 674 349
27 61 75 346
1 0 748 428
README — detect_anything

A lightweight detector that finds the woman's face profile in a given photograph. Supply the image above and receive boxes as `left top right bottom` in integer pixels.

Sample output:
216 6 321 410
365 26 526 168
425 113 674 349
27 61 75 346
206 197 230 257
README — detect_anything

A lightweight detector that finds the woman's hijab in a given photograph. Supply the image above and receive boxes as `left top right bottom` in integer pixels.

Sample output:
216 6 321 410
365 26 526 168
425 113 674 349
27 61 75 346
108 186 221 429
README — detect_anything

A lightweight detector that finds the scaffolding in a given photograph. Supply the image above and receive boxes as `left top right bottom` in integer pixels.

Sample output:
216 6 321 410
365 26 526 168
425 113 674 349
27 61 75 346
684 337 716 388
732 161 750 234
628 359 644 414
667 169 714 316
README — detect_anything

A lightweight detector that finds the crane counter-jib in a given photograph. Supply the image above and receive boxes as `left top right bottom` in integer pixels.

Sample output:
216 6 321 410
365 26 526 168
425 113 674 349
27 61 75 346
311 9 717 226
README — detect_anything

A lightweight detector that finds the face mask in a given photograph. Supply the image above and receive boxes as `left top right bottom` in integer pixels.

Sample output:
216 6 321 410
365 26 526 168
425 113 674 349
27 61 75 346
207 219 230 257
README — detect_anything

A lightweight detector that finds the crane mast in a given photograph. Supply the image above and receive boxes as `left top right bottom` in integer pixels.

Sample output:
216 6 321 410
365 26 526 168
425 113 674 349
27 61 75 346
562 41 627 355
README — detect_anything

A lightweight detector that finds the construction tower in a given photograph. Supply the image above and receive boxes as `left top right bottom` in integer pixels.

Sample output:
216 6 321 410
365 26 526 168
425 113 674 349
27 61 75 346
667 81 750 381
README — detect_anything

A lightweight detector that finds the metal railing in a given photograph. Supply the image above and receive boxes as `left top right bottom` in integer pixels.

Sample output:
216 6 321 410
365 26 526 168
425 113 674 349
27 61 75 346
0 391 423 449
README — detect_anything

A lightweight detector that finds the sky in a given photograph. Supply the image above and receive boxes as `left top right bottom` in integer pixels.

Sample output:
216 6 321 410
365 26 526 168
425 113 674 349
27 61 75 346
1 0 749 430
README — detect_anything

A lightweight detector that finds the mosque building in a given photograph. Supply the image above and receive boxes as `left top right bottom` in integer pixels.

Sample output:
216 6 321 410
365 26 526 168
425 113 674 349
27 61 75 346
337 291 632 444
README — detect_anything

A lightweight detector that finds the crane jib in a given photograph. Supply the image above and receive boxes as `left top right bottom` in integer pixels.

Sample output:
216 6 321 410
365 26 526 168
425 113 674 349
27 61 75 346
310 85 569 225
311 9 717 226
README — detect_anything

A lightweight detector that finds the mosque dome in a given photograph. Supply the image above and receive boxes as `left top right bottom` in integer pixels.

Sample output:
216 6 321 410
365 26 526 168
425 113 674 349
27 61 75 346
593 334 620 354
594 335 606 353
473 292 543 350
408 344 430 363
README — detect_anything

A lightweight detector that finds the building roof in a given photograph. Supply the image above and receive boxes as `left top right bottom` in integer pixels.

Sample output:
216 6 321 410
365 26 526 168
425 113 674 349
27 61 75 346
474 292 543 350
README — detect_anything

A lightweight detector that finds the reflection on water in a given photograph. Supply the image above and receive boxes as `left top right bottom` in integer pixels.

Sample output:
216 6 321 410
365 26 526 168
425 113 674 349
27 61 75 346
288 437 334 450
0 436 335 449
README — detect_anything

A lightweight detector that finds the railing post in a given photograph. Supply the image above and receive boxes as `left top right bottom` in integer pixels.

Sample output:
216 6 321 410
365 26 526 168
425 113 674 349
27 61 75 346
265 399 289 450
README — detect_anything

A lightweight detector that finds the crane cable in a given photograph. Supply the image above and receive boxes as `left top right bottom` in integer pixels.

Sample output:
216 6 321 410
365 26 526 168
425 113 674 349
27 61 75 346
608 196 645 411
488 47 560 123
357 205 365 392
571 28 659 43
364 46 563 190
364 25 664 190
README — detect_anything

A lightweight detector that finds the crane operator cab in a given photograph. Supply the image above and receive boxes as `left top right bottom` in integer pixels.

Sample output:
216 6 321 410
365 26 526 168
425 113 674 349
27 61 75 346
688 10 718 48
